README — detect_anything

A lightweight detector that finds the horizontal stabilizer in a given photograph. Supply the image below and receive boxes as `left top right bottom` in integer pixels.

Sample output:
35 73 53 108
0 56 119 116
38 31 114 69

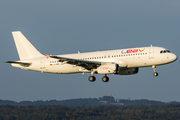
4 61 32 65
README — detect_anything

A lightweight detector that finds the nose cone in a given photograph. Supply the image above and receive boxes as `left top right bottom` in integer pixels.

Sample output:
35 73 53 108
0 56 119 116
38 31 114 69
171 54 178 62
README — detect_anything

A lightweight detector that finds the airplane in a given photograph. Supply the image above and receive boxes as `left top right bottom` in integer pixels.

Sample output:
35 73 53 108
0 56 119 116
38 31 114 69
5 31 178 82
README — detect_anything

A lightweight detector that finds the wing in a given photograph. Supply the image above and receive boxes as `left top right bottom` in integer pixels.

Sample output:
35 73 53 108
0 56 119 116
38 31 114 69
50 55 102 70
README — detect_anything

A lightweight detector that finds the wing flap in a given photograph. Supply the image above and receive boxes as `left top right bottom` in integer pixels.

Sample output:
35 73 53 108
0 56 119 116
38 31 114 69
50 55 101 70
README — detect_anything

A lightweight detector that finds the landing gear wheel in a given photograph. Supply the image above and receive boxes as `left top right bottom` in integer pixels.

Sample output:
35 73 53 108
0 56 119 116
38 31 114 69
154 72 158 77
102 76 109 82
152 65 158 77
89 76 96 82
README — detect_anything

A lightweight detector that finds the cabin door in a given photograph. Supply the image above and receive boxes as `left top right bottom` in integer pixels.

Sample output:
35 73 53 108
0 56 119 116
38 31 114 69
40 58 46 69
149 48 154 59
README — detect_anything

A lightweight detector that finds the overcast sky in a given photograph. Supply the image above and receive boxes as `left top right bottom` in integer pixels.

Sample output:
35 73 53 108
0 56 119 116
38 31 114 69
0 0 180 102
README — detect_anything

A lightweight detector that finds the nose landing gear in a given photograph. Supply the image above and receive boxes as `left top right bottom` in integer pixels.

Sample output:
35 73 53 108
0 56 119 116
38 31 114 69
152 65 158 76
153 72 158 76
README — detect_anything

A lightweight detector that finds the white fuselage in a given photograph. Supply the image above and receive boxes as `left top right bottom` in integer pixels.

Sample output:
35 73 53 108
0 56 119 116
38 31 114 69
12 46 177 74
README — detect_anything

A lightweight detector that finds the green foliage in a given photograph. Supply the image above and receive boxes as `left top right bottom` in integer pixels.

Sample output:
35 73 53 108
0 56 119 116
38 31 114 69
0 98 100 107
0 104 180 120
0 97 177 107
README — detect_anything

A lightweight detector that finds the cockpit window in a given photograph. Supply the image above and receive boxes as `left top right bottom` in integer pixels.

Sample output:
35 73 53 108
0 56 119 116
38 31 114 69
160 50 171 54
166 50 170 53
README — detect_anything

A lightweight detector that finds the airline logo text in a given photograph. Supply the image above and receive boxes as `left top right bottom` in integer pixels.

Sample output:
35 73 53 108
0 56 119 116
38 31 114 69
121 48 145 54
102 67 111 70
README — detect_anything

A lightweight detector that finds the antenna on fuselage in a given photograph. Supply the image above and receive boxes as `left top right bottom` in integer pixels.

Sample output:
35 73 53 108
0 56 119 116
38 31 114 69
150 44 153 47
78 51 80 54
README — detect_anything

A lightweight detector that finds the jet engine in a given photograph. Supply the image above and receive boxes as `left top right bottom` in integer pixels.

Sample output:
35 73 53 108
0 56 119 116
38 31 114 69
97 63 118 74
116 68 139 75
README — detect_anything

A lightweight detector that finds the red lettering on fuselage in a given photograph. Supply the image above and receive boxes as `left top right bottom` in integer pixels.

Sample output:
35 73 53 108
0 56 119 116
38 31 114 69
102 67 111 70
121 48 145 54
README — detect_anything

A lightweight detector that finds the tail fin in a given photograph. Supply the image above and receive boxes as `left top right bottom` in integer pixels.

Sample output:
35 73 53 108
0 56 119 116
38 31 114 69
12 31 44 60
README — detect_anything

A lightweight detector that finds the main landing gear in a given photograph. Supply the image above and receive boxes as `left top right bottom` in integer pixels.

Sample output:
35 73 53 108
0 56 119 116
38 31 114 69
88 75 109 82
89 71 96 82
152 65 158 77
88 76 96 82
102 75 109 82
88 71 109 82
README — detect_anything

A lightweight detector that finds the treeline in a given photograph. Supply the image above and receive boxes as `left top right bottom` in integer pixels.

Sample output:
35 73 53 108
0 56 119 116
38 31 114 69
0 98 100 107
1 104 180 120
0 97 179 107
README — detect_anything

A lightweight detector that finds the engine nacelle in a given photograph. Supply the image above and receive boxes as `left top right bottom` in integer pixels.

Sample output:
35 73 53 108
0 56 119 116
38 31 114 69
97 63 118 74
117 68 139 75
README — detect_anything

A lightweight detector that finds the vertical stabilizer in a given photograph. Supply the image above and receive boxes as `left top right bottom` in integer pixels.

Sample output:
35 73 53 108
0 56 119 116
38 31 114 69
12 31 44 60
